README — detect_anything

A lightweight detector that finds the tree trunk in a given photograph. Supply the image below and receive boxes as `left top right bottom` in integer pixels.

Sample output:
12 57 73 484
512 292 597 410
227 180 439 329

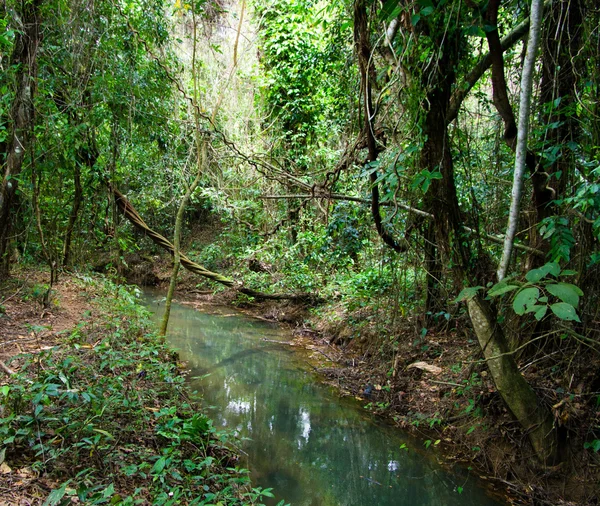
484 0 554 229
497 0 544 280
467 295 558 464
417 25 466 320
63 120 98 267
353 0 404 253
62 159 83 267
0 0 43 277
159 141 205 336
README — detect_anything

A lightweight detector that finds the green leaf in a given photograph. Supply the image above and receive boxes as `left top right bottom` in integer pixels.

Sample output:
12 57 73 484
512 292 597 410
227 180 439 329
584 439 600 452
546 262 561 277
526 305 548 321
560 269 577 276
525 262 559 282
43 482 69 506
103 483 115 498
546 283 583 308
488 281 519 297
513 287 540 315
1 385 9 396
379 0 403 21
152 456 167 474
550 303 581 322
453 286 484 303
93 428 115 440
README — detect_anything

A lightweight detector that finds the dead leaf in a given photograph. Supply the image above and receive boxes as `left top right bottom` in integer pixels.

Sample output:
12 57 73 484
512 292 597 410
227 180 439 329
406 361 442 375
0 462 12 474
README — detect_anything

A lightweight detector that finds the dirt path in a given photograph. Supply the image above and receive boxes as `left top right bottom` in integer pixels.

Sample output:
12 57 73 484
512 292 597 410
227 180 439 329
0 272 94 373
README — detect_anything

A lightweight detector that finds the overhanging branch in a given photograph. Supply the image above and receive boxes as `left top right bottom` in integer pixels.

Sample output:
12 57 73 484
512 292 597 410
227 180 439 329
447 0 552 124
111 184 321 303
258 193 544 257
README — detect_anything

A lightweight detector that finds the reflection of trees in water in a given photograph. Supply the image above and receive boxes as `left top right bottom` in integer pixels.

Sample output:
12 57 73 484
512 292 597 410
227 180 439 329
150 302 499 506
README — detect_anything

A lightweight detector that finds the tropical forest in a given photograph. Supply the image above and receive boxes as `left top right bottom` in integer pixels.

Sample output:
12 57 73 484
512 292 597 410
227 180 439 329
0 0 599 504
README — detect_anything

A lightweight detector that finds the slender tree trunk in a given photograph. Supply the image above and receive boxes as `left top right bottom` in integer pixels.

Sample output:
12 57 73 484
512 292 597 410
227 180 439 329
484 0 554 230
63 117 98 267
160 1 204 336
62 160 83 267
0 0 43 277
159 142 205 336
353 0 404 254
498 0 544 280
32 156 57 289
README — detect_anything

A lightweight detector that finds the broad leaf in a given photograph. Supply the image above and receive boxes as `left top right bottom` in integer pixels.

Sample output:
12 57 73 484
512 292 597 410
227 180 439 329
453 286 483 303
550 303 581 322
525 305 548 321
152 456 167 474
488 281 519 297
525 262 560 282
546 282 583 308
513 287 539 315
43 482 68 506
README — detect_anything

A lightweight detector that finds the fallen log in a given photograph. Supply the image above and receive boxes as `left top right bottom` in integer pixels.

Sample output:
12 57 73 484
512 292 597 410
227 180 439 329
111 185 320 303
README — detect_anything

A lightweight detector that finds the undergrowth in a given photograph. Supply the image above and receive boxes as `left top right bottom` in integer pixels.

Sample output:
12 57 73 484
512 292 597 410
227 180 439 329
0 276 275 505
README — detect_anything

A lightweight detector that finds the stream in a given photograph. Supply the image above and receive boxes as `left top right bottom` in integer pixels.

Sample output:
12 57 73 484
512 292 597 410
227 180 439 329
144 294 504 506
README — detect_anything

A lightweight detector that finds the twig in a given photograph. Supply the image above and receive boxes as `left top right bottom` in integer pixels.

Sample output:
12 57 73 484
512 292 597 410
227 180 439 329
0 275 30 304
0 360 15 375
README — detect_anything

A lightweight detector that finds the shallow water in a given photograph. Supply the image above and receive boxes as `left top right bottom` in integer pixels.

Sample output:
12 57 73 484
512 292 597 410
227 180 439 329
145 295 504 506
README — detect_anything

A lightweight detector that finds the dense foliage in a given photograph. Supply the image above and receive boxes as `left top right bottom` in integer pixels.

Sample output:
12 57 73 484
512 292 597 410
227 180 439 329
1 0 599 502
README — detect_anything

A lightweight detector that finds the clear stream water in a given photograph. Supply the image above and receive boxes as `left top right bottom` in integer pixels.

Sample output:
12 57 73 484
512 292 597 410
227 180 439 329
144 295 504 506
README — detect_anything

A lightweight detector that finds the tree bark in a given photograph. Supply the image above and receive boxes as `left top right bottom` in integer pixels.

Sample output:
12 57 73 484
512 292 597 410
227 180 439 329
111 185 318 303
484 0 554 226
467 295 557 464
159 138 205 336
0 0 43 277
497 0 544 280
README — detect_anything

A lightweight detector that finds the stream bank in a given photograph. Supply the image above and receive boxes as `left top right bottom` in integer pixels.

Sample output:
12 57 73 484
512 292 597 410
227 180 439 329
170 281 598 506
0 271 270 505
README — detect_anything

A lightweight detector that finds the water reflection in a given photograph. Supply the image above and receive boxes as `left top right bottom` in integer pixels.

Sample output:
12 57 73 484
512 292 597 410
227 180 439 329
145 296 504 506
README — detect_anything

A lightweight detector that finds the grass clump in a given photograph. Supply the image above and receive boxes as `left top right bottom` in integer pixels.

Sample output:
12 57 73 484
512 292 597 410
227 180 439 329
0 276 274 505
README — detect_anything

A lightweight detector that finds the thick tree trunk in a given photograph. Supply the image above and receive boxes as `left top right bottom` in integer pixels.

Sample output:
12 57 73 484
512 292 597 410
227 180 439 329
417 27 466 320
0 0 43 277
467 295 558 464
